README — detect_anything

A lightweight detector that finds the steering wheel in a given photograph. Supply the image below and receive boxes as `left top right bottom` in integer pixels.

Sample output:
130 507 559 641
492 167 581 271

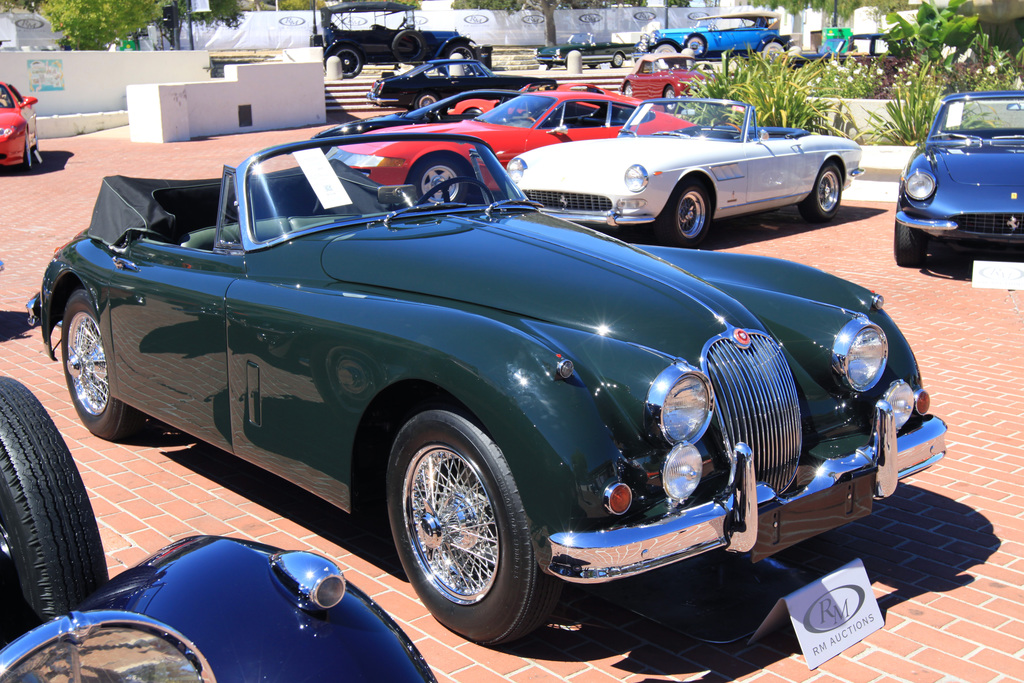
416 176 493 205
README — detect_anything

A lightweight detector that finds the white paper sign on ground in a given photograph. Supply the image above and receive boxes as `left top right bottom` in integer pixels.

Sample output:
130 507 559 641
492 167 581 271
972 261 1024 290
749 558 883 669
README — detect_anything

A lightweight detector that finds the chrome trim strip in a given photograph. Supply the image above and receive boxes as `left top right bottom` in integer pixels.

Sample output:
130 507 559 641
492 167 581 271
546 414 946 583
896 210 958 234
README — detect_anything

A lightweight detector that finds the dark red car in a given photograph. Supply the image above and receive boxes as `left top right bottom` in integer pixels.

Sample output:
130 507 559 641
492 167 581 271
0 82 38 170
620 54 707 99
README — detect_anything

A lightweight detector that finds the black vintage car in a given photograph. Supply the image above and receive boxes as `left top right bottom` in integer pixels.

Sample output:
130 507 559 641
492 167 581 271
321 1 478 78
367 60 556 109
315 89 521 138
0 376 435 681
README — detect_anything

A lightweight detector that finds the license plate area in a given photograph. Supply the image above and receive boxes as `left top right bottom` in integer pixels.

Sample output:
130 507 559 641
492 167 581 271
751 474 874 562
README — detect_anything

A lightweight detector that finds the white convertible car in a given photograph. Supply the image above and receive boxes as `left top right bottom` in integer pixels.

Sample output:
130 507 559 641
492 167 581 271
508 98 863 247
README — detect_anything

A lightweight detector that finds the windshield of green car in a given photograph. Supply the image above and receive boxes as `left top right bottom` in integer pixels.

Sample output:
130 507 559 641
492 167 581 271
620 99 750 139
243 137 526 243
477 95 556 128
932 96 1024 143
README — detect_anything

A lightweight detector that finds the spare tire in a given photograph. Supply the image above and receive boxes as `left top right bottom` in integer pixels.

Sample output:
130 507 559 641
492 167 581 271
0 376 107 642
392 29 428 62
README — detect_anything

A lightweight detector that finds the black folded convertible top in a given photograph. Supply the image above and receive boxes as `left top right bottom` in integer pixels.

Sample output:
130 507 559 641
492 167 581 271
87 175 221 246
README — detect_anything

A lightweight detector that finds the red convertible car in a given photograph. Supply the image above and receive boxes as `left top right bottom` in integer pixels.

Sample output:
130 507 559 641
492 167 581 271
620 54 707 99
0 82 38 170
381 90 639 174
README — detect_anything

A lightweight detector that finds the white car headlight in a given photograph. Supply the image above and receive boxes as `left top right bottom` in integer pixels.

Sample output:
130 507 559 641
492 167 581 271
832 319 888 392
646 363 714 443
507 157 526 184
624 164 648 192
904 170 936 201
0 126 13 138
663 443 702 502
883 380 915 430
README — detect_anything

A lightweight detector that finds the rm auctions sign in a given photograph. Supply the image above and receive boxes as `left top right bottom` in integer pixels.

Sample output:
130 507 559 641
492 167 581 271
750 559 883 669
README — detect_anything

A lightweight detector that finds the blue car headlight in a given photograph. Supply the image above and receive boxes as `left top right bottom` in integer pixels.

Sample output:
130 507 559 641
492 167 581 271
904 170 936 201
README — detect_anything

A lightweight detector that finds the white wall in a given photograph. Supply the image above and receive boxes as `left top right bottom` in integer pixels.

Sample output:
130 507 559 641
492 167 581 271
128 59 326 143
0 50 211 116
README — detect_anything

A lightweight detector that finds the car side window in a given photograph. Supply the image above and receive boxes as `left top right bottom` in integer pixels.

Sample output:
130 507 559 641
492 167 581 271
640 62 652 74
610 103 634 126
0 85 12 109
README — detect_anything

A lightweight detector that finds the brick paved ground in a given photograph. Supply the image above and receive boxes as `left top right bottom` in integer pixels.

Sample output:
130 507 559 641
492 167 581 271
1 127 1022 683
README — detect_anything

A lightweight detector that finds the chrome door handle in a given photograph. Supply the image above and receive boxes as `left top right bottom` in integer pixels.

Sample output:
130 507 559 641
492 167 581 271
112 256 139 272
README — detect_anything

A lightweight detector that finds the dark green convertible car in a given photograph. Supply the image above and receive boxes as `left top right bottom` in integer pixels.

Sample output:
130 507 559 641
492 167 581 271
31 133 946 645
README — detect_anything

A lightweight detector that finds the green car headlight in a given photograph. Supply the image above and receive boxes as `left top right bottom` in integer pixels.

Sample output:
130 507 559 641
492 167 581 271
663 443 703 502
904 170 936 201
832 319 888 392
646 363 714 444
624 164 649 192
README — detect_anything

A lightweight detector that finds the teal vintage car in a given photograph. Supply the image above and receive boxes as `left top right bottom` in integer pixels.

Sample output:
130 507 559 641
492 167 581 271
31 133 946 645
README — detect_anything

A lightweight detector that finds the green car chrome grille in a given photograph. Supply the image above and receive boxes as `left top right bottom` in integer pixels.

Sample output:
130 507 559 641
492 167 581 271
704 332 802 494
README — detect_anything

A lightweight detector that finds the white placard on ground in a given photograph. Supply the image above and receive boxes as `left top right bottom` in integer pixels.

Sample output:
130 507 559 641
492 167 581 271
749 558 883 670
972 261 1024 290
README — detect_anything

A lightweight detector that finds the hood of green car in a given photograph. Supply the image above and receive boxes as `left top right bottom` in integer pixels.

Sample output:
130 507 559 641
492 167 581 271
320 211 761 359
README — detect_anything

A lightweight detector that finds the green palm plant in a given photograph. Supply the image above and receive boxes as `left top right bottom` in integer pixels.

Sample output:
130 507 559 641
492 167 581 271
866 62 944 145
691 52 851 136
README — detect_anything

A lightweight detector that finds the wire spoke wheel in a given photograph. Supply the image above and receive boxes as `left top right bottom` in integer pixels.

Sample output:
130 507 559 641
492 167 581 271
405 446 499 603
65 310 108 416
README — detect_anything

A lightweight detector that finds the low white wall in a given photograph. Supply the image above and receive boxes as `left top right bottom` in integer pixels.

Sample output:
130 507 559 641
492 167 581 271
128 59 326 143
37 111 129 138
0 50 211 116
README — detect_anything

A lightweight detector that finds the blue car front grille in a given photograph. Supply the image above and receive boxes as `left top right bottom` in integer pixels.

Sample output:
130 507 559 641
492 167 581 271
704 332 802 494
956 213 1024 236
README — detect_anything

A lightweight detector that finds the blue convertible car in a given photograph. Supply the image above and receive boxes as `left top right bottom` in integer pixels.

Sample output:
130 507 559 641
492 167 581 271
644 11 789 59
894 91 1024 266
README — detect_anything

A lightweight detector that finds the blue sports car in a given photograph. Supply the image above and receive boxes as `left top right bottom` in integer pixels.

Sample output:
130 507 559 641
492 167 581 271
645 11 789 59
894 91 1024 266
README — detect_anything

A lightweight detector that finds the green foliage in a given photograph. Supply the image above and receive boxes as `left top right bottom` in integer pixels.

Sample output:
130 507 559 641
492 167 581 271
690 52 851 136
866 61 944 145
811 58 884 100
42 0 158 50
760 0 909 25
884 0 980 66
176 0 243 28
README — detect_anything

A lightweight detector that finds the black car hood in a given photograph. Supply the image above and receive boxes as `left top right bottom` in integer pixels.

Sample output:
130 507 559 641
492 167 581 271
932 143 1024 186
320 212 760 358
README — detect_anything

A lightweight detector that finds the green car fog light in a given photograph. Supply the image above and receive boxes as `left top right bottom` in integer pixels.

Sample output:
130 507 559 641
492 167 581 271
883 380 916 430
662 443 702 502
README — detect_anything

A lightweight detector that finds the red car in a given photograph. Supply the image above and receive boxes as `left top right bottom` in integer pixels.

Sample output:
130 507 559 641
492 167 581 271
0 82 39 170
620 54 707 99
379 91 640 194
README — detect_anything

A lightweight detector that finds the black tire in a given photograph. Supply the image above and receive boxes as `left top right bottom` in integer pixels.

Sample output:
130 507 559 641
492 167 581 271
386 409 561 644
797 161 843 223
655 178 712 248
0 376 107 642
894 221 928 267
663 84 676 98
408 153 472 203
61 290 146 441
333 46 364 79
392 29 427 62
443 44 475 60
611 51 625 68
413 91 440 110
687 34 708 57
623 82 633 97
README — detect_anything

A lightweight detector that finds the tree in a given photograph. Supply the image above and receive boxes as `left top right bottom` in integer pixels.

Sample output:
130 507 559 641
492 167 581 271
761 0 912 26
41 0 159 49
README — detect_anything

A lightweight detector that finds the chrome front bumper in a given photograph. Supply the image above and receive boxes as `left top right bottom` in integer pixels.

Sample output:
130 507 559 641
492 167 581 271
365 93 401 106
538 207 655 227
896 210 958 237
546 403 947 583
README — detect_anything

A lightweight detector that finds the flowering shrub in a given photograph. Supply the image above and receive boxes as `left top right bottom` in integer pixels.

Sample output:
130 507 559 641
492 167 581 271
811 58 879 100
